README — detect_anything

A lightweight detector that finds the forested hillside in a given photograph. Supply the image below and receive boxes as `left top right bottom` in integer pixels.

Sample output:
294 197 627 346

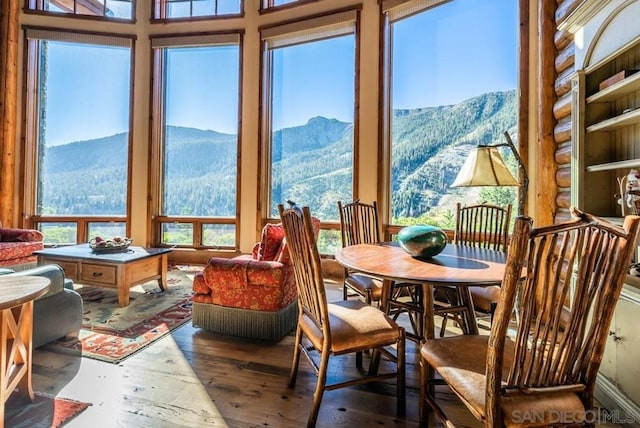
40 90 517 220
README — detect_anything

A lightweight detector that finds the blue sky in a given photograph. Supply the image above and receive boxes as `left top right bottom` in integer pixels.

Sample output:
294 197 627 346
43 0 517 146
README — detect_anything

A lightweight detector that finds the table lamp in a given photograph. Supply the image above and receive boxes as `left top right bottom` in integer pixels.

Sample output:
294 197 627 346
451 131 528 216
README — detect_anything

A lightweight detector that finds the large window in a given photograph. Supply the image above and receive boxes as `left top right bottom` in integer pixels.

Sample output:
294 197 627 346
151 34 241 249
26 0 135 20
261 10 358 253
23 29 133 244
382 0 519 229
261 11 357 221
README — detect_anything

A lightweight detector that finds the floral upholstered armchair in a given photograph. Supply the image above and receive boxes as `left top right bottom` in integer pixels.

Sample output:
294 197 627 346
0 224 44 270
192 217 320 341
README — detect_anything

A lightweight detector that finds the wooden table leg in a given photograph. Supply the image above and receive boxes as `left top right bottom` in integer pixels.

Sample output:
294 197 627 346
1 300 36 426
158 253 168 291
116 266 129 307
421 283 435 341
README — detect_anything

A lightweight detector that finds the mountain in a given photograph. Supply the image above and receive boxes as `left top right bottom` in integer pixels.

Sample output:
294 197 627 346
38 90 517 219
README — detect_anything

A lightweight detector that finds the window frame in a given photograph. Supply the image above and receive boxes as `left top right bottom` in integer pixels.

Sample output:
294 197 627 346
150 0 244 21
24 0 137 22
149 31 244 251
21 27 136 244
258 7 361 228
259 0 319 14
379 0 527 235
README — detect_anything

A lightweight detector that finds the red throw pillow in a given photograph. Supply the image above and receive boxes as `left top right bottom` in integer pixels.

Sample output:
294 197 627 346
257 223 285 261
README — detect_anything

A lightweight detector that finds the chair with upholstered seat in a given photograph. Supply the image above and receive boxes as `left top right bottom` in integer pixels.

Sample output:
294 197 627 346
338 199 424 343
434 202 512 335
420 208 640 427
338 200 384 305
280 203 405 427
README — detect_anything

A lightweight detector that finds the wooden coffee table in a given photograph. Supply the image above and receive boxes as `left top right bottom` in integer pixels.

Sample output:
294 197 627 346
34 244 172 307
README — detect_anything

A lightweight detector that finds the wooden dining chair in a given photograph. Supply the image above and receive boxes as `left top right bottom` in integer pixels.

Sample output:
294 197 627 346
420 208 640 427
338 200 384 305
279 204 405 427
338 199 424 343
434 202 512 335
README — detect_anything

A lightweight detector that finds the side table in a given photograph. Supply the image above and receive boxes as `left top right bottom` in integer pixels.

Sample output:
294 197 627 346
0 276 50 427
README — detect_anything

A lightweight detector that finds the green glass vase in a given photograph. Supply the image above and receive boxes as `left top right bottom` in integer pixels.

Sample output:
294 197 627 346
397 225 447 259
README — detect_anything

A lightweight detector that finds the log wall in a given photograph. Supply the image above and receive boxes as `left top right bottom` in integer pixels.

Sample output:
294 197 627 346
550 0 583 224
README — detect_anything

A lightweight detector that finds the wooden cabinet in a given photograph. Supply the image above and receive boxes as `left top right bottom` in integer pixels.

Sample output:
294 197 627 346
596 285 640 426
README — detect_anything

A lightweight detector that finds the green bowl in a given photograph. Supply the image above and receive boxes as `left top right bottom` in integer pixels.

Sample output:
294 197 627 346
397 225 447 259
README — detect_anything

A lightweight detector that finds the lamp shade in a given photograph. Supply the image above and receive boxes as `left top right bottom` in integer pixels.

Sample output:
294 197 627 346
451 146 518 187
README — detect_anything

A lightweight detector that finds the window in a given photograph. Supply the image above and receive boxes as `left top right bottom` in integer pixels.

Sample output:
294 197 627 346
382 0 519 229
23 29 133 244
150 33 242 249
261 0 316 11
152 0 242 19
261 10 358 254
26 0 135 20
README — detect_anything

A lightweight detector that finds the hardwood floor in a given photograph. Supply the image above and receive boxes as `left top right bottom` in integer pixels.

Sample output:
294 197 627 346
30 280 621 427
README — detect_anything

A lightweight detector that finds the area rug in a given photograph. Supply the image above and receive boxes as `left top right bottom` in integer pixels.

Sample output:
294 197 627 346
4 392 90 428
45 265 201 364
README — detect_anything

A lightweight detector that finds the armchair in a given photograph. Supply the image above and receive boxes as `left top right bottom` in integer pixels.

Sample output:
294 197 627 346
0 224 44 270
0 264 83 348
192 218 320 341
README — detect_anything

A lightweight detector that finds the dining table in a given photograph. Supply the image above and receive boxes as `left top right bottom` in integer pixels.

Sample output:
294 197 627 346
334 241 508 341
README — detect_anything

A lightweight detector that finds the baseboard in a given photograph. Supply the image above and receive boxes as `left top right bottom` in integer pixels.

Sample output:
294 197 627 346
595 374 640 427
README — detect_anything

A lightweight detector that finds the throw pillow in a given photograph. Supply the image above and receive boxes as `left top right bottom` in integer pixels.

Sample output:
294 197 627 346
257 223 285 261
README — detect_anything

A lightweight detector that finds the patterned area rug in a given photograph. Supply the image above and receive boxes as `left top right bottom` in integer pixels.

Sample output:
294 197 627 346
45 265 200 364
4 392 90 428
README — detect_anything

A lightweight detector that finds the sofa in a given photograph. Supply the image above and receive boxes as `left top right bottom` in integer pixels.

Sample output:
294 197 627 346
0 224 44 271
0 264 83 348
192 218 320 341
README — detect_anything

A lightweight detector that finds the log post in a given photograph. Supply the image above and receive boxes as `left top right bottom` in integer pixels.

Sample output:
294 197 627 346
0 0 19 227
519 0 530 217
536 0 559 226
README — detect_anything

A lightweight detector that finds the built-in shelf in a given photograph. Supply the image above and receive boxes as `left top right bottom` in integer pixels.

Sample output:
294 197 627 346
586 108 640 132
586 158 640 172
587 71 640 103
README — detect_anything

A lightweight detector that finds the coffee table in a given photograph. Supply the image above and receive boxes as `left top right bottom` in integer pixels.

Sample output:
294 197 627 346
34 244 172 307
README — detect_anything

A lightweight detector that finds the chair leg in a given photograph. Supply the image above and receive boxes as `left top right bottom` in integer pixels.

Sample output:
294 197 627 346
439 314 448 337
419 357 431 427
489 302 497 324
456 286 478 335
288 326 303 388
307 348 330 427
397 328 406 416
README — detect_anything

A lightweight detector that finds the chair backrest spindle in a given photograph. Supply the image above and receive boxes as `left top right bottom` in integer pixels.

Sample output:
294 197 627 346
454 203 512 251
338 200 381 247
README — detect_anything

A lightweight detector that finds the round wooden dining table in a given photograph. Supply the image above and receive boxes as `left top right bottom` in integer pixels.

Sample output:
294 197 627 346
334 242 508 340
